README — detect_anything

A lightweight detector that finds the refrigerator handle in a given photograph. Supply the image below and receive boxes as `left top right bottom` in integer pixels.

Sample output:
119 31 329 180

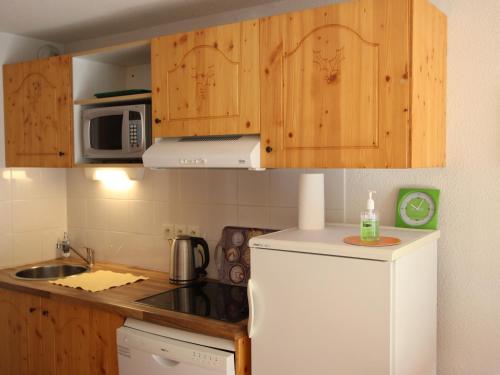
247 278 255 338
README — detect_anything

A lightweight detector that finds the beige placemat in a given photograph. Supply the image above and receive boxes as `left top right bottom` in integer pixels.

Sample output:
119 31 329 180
49 270 149 292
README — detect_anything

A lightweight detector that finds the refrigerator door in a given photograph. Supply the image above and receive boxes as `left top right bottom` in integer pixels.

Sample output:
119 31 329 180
250 248 392 375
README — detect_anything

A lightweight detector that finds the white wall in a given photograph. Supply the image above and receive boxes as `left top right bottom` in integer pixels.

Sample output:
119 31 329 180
0 33 67 267
64 0 500 374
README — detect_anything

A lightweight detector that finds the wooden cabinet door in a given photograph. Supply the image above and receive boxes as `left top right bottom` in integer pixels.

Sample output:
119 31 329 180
0 289 43 375
3 55 73 167
261 0 411 168
41 299 123 375
152 20 259 137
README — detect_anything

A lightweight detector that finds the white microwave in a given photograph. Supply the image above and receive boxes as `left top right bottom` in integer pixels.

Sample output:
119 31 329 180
82 104 151 161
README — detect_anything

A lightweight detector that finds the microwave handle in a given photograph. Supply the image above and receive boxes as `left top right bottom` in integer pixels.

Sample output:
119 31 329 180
82 113 92 157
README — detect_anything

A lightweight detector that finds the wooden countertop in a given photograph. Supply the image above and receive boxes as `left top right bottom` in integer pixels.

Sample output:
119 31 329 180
0 259 248 341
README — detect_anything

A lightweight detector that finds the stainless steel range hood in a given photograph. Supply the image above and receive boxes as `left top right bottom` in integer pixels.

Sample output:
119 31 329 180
142 135 262 170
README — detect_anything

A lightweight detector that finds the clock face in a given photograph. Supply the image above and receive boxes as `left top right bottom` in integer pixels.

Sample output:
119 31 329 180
225 247 240 262
399 192 435 226
229 265 246 284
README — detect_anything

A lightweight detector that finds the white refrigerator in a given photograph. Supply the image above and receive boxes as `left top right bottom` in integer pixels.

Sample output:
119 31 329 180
248 224 439 375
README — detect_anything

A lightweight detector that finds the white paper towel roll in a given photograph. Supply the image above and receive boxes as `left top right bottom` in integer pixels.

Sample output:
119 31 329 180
298 173 325 230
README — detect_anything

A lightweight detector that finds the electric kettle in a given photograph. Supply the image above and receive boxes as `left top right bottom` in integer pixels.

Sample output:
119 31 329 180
169 235 210 284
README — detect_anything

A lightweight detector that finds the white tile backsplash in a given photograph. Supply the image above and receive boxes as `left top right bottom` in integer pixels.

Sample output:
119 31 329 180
237 205 270 228
207 170 239 205
0 201 12 234
238 170 269 206
13 231 43 265
0 166 344 274
86 199 108 230
64 168 344 276
0 235 13 268
151 169 178 202
11 169 43 200
67 198 87 228
269 206 299 229
268 169 302 208
179 169 209 204
42 229 65 261
106 200 130 232
0 172 11 200
12 200 43 232
0 168 67 268
128 200 157 235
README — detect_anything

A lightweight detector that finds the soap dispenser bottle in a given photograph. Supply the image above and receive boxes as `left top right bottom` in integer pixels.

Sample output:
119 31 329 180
360 190 379 242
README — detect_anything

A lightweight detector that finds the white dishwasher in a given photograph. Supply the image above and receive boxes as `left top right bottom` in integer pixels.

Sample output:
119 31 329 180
117 319 236 375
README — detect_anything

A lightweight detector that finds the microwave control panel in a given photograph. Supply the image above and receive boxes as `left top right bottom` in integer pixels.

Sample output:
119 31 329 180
129 111 143 148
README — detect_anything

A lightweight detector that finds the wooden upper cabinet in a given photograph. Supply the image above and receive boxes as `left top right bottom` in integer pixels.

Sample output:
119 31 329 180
151 20 260 138
260 0 447 168
3 55 73 168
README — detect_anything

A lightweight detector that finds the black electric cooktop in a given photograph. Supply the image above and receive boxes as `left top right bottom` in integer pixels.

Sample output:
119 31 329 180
136 281 249 323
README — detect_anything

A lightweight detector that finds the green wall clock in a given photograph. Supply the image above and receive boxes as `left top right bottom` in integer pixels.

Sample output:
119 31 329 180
395 188 440 229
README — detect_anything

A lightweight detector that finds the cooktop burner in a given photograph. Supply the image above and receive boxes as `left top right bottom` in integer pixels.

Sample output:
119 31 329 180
136 281 249 323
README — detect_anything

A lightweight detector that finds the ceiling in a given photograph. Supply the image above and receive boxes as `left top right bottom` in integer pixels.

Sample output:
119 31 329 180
0 0 282 44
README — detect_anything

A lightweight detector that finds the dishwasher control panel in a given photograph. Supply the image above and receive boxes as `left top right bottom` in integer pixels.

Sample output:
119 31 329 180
191 349 224 368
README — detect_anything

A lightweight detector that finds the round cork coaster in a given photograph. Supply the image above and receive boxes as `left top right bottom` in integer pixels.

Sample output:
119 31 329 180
343 236 401 247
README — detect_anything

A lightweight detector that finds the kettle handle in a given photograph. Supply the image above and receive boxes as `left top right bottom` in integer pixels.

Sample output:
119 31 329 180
192 237 210 274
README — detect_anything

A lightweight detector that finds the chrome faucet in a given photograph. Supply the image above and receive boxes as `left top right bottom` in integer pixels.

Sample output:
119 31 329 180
56 232 95 268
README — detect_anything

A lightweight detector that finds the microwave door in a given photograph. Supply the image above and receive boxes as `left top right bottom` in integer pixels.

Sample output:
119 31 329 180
84 110 125 159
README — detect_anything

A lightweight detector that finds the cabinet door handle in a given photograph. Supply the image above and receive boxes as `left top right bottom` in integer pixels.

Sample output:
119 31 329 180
58 151 65 156
154 118 161 124
247 279 256 338
42 310 49 317
265 146 273 153
29 307 36 313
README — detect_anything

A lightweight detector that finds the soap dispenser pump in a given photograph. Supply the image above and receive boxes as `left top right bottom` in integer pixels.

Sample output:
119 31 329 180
360 190 380 242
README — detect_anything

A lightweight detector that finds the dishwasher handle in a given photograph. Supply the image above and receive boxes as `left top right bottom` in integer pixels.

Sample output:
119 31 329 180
247 278 256 338
152 354 180 368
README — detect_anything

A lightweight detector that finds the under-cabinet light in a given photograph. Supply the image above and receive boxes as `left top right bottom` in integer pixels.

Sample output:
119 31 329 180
2 170 31 180
84 168 144 190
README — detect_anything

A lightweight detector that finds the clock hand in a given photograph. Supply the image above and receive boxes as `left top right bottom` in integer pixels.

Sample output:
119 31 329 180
410 203 418 210
417 199 424 210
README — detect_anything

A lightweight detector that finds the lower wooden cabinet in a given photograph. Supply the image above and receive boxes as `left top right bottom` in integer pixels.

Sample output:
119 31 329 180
0 289 40 375
0 288 124 375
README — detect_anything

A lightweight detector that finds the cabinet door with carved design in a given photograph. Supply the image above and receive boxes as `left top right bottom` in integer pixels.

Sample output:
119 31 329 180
152 20 259 137
261 0 411 168
3 55 73 167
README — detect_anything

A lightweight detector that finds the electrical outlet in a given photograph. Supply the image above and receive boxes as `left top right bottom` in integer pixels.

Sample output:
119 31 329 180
174 224 187 236
187 225 200 237
162 224 175 239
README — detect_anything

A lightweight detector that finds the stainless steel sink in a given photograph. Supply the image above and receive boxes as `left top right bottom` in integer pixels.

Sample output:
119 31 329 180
14 264 89 280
